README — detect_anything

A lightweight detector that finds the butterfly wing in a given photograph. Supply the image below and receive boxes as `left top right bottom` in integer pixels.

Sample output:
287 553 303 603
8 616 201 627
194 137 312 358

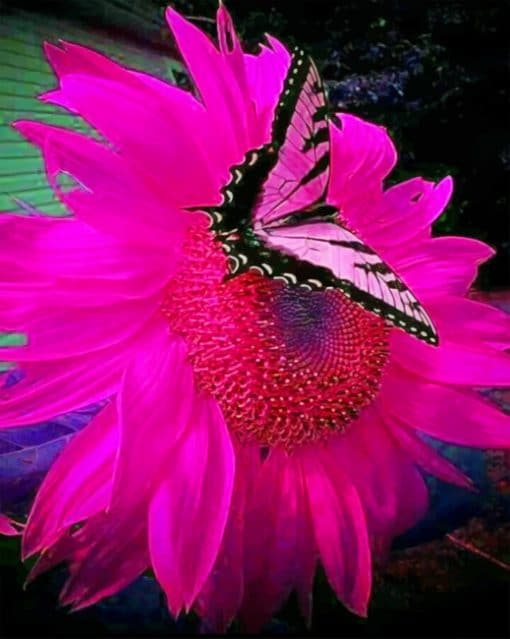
252 48 330 226
195 49 330 235
192 46 437 345
260 218 438 345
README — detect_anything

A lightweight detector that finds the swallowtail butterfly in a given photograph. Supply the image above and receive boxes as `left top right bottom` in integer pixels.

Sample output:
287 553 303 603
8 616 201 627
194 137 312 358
195 46 438 346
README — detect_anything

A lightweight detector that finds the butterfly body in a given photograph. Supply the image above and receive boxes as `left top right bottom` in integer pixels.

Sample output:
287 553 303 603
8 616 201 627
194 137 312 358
195 47 439 346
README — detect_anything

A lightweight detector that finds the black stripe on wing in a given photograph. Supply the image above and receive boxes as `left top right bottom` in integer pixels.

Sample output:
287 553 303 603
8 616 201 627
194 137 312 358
300 152 330 186
271 47 313 144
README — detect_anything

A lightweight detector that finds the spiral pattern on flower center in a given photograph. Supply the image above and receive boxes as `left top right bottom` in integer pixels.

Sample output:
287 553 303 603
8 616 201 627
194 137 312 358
162 219 389 450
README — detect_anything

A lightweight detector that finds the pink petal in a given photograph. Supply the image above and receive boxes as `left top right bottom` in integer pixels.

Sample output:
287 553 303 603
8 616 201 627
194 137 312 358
26 531 82 584
216 4 249 95
240 450 295 628
56 74 219 207
39 88 76 111
57 515 149 610
0 284 145 329
42 41 221 195
29 511 149 609
0 296 158 361
0 215 171 307
373 176 453 247
329 409 428 557
381 366 510 448
27 509 148 611
427 295 510 350
44 40 142 85
148 396 235 617
0 513 20 536
301 447 372 616
0 263 52 293
215 4 280 148
392 236 495 298
22 402 118 558
166 8 256 163
14 121 188 248
243 37 291 139
296 503 319 629
239 448 316 631
42 322 199 609
385 420 474 489
49 40 223 142
112 319 195 511
25 499 149 608
196 445 260 633
328 116 454 257
391 332 510 386
0 214 119 276
328 114 396 228
329 419 399 553
44 41 105 79
0 340 130 428
380 452 429 542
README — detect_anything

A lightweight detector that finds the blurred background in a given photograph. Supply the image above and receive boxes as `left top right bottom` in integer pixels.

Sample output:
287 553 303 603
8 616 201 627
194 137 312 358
0 0 509 636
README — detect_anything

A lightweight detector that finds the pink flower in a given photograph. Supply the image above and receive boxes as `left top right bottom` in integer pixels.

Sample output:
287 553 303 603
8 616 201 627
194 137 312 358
1 5 510 632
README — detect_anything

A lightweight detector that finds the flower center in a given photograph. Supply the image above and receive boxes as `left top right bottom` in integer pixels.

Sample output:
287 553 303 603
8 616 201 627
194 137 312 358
162 219 389 450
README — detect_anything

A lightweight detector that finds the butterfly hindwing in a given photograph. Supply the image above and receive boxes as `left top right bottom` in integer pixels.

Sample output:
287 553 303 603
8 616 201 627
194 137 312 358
259 216 438 345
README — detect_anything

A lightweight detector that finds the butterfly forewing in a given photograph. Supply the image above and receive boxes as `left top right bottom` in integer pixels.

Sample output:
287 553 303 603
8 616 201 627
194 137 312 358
202 50 330 237
253 49 330 226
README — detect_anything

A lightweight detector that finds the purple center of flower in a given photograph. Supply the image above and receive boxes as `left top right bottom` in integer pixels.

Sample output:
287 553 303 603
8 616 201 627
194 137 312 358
272 286 356 374
162 220 390 450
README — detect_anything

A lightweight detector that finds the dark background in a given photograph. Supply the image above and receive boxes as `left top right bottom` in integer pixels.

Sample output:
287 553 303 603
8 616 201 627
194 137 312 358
0 0 509 637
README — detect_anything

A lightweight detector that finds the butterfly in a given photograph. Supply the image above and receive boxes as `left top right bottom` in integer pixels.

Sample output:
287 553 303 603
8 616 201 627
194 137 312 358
195 46 438 346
